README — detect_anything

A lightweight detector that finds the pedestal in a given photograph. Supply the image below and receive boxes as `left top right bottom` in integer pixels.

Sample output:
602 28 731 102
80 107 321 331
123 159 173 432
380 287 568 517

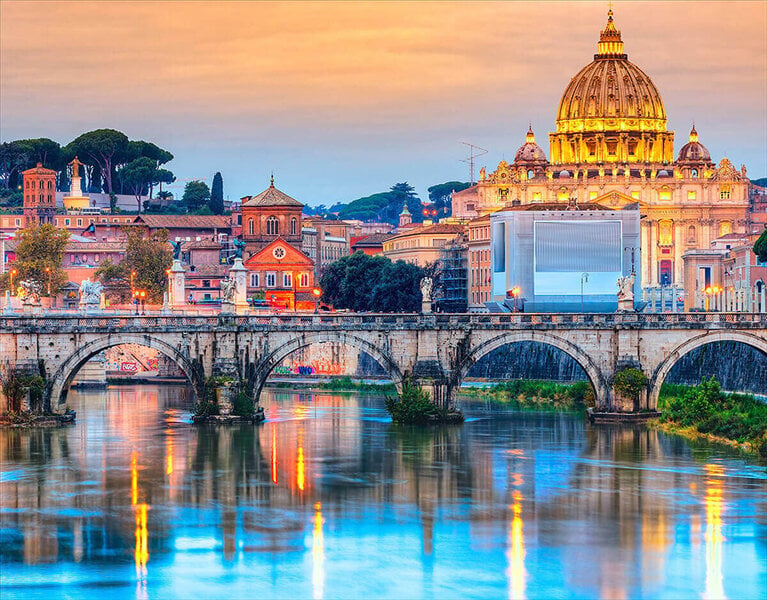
228 258 249 314
617 297 635 312
422 300 432 314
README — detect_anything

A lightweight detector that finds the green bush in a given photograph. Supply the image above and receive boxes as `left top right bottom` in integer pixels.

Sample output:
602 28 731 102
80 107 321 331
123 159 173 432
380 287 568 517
614 368 648 408
385 380 439 425
232 389 255 416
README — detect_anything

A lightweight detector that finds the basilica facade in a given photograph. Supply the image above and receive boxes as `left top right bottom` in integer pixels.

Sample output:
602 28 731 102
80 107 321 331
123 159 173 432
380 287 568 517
452 10 752 288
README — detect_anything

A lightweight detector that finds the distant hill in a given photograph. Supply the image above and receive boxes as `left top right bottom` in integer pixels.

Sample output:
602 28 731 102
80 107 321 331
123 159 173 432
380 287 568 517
303 180 471 224
751 178 767 187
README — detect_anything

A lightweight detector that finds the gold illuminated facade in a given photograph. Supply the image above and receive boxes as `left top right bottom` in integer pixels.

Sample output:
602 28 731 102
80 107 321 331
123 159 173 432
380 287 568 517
454 10 752 288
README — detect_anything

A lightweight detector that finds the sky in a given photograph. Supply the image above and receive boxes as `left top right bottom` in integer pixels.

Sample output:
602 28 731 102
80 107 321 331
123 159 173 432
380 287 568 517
1 1 766 207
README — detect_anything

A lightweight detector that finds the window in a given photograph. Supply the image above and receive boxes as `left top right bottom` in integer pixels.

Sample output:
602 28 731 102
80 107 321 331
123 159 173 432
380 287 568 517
248 219 254 235
659 260 673 286
658 220 673 246
48 181 52 189
65 219 70 226
687 191 697 201
659 189 671 201
202 280 211 288
15 219 20 227
266 216 279 235
266 272 276 287
283 273 293 287
77 219 82 226
290 218 297 235
250 273 259 287
48 194 52 202
557 191 569 202
31 181 35 190
94 255 100 263
300 273 309 287
631 191 640 200
589 191 598 200
719 221 732 236
691 169 698 179
527 169 534 180
720 185 731 200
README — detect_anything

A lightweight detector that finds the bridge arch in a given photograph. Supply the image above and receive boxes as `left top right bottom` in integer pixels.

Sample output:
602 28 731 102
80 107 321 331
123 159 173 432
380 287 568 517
456 331 610 408
250 331 404 402
48 334 205 412
648 331 767 409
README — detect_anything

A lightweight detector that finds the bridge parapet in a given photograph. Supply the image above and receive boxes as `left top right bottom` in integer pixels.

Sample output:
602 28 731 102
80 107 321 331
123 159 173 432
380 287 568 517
1 312 765 333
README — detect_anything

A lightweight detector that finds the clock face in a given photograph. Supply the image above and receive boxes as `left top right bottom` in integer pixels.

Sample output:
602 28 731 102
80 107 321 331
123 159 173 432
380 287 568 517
272 246 286 259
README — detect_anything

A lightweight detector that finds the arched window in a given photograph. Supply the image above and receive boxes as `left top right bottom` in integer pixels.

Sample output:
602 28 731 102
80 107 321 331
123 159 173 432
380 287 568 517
527 169 534 180
290 217 297 235
39 194 44 203
48 194 52 202
267 216 279 235
687 225 697 244
691 169 698 179
31 181 35 190
25 181 29 189
248 218 254 236
47 181 52 189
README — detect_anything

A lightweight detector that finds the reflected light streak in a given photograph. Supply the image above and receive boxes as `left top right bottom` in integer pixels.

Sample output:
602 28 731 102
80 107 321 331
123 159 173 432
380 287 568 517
312 502 325 600
131 452 139 506
703 464 726 600
165 432 174 476
507 488 526 600
272 425 279 485
297 446 305 492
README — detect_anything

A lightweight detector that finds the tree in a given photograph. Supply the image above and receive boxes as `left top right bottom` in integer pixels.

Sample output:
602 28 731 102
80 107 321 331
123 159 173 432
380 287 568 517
66 129 130 207
121 157 158 213
96 226 172 302
210 172 224 215
427 181 471 216
388 182 423 223
0 224 69 296
319 251 425 312
754 229 767 263
182 180 210 212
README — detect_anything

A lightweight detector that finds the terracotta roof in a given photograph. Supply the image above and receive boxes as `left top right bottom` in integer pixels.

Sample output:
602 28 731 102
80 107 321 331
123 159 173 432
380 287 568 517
452 185 478 198
133 215 231 229
242 183 303 208
22 163 57 175
351 232 391 248
388 223 465 241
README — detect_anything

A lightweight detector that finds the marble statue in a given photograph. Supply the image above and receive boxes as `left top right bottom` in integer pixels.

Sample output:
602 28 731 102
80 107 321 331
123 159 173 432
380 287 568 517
617 274 635 301
419 277 433 303
79 278 102 306
220 277 237 302
18 280 42 305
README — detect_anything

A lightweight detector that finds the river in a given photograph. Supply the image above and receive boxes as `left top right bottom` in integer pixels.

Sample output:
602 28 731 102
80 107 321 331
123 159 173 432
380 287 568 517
1 384 765 599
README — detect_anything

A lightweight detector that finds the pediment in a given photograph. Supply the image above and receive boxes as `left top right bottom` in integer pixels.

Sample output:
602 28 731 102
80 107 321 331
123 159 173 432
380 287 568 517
592 190 647 210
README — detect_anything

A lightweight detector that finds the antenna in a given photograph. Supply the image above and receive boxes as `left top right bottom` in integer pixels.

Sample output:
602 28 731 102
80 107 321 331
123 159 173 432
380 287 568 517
460 142 488 185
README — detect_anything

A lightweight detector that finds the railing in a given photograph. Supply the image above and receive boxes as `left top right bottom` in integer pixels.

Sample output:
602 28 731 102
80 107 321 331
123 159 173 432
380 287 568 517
1 311 766 331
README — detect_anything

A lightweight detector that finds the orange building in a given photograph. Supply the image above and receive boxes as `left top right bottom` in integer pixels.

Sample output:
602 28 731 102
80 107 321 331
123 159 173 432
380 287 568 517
21 163 56 226
243 238 315 310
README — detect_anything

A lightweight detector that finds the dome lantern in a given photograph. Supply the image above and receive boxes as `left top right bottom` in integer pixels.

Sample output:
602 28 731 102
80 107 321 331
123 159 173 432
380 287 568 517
596 9 627 59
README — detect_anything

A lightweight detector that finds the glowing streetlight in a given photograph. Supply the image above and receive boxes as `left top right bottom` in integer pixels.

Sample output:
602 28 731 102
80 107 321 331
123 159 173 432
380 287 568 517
312 287 322 313
45 266 51 296
10 268 17 296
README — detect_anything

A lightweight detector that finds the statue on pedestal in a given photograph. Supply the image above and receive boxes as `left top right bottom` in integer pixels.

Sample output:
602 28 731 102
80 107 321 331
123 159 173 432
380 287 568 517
18 280 42 306
78 279 103 309
616 273 635 312
221 277 237 303
420 277 433 314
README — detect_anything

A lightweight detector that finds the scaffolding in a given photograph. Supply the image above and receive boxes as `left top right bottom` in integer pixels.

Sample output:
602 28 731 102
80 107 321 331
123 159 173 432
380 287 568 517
436 238 468 313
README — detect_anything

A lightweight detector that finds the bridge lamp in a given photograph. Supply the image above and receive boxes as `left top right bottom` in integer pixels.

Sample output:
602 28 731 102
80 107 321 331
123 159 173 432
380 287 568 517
130 270 137 294
45 266 51 296
10 268 17 296
312 287 322 313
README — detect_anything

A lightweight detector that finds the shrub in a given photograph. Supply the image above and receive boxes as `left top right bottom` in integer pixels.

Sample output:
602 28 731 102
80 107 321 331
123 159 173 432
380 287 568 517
614 368 648 408
385 380 441 425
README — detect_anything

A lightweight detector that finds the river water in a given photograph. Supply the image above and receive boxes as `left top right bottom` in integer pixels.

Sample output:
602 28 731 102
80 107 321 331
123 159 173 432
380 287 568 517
1 384 765 599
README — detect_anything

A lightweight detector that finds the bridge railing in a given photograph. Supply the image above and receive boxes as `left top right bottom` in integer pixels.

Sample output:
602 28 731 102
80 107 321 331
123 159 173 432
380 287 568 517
1 311 766 331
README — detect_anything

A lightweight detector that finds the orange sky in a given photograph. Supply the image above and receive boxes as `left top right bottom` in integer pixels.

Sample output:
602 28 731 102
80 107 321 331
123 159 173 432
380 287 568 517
1 1 765 204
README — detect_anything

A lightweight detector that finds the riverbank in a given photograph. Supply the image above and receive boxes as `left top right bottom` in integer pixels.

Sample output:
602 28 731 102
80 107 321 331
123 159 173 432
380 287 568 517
656 379 767 460
267 376 396 393
457 379 592 411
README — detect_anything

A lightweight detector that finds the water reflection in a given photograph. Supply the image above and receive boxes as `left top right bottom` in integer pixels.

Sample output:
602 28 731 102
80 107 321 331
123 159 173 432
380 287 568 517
0 385 765 599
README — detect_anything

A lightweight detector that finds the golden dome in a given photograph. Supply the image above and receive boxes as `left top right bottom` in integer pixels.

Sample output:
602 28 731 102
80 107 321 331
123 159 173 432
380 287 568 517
555 10 667 134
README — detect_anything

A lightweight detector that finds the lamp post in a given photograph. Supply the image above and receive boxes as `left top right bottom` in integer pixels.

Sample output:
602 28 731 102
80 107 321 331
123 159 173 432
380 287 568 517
139 290 147 315
130 270 137 296
580 272 589 313
10 268 17 296
312 287 322 313
45 266 51 296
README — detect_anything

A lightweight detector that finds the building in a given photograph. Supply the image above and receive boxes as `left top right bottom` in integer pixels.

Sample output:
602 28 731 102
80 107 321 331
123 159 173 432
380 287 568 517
467 214 493 311
350 232 391 256
21 163 57 226
132 214 232 243
243 239 315 310
490 202 641 312
382 223 465 268
240 176 303 258
301 217 350 281
435 238 468 313
452 9 753 291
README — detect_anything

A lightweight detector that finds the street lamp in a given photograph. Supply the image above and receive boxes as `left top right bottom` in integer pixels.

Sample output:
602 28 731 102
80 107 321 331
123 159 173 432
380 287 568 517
312 287 322 313
45 266 51 296
10 268 17 296
580 272 589 313
506 286 521 312
130 270 137 295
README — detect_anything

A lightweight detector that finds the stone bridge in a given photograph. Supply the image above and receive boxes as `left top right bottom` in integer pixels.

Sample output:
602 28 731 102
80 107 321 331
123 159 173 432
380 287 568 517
1 312 765 414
